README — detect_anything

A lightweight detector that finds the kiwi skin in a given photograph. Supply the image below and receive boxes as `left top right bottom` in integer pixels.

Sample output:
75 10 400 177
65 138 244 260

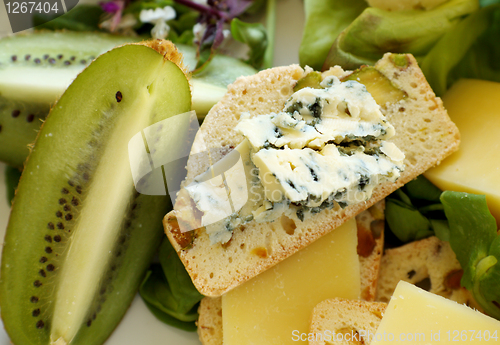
0 40 191 345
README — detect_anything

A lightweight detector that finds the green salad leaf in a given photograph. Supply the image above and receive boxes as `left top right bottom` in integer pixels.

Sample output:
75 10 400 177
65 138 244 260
299 0 367 71
441 191 500 318
322 0 478 71
386 198 433 242
309 0 500 96
420 4 500 95
230 18 268 69
385 175 448 243
139 239 204 331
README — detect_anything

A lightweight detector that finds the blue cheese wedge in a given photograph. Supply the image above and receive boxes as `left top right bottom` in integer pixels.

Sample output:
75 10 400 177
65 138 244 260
236 76 396 151
253 144 402 208
185 75 404 243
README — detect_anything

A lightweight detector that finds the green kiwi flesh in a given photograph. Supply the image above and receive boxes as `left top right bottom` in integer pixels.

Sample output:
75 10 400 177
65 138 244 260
0 97 49 167
0 32 137 104
0 32 137 167
0 32 255 167
0 42 191 345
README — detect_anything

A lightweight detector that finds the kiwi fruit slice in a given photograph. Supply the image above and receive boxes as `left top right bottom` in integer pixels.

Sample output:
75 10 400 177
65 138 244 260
0 40 191 345
0 32 137 167
0 32 255 167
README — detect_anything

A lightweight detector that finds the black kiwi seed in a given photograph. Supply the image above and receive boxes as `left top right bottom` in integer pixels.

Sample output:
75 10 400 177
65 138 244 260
59 198 66 205
70 56 76 61
54 235 61 242
71 197 79 206
57 222 64 230
44 235 52 243
43 54 49 60
39 269 46 278
63 205 70 212
87 320 92 327
30 296 39 303
61 188 69 194
76 186 82 194
0 124 3 133
49 58 56 64
80 60 86 65
32 309 41 317
39 257 47 263
46 264 55 271
12 110 20 118
47 222 55 230
57 54 63 60
56 211 62 218
33 280 42 287
34 58 41 64
36 320 45 329
25 54 31 60
64 61 71 66
27 114 35 123
115 91 123 102
68 180 75 187
11 55 17 62
65 214 73 221
45 247 52 254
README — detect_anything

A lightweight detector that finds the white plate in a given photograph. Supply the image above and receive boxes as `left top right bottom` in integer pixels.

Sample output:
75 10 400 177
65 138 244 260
0 0 304 343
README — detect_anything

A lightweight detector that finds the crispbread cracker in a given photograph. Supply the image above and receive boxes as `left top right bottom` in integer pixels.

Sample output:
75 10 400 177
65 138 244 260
197 206 386 345
357 202 384 302
197 296 223 345
309 298 387 345
164 53 460 296
376 236 480 310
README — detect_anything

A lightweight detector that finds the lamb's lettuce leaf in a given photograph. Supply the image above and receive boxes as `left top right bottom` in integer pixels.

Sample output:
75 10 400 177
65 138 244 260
387 183 500 318
139 239 204 331
441 191 500 319
385 175 448 243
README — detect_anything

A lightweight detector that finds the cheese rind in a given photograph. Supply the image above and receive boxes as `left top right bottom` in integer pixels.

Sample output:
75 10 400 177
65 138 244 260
371 281 500 345
425 79 500 225
222 218 360 345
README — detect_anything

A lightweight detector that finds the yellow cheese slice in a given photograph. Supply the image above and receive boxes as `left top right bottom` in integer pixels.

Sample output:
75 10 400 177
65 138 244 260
425 79 500 224
222 218 360 345
371 281 500 344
